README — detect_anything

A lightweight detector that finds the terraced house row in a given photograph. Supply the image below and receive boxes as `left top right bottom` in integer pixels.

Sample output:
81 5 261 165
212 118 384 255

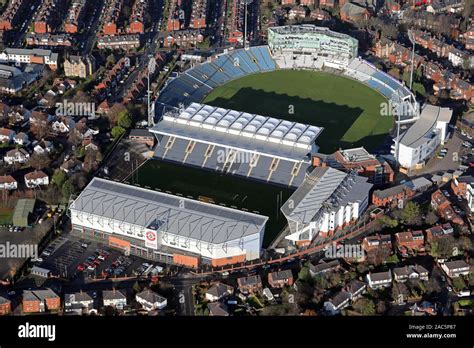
64 0 89 34
33 0 67 34
0 0 29 31
101 0 123 35
128 0 147 34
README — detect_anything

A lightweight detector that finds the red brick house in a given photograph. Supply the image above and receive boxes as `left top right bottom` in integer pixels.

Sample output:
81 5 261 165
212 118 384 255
372 185 413 207
268 270 294 288
0 296 11 315
395 231 424 251
22 289 60 313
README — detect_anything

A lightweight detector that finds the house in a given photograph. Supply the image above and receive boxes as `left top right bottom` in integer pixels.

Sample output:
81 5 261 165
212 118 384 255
13 132 29 146
323 147 395 184
207 302 229 316
60 158 82 174
345 279 366 300
52 116 76 134
30 110 50 126
83 138 99 151
410 301 437 316
205 283 234 302
102 289 127 309
393 265 429 282
128 129 155 147
0 296 11 315
30 266 51 278
402 177 432 193
22 288 60 313
431 189 464 225
0 127 15 143
136 289 167 311
362 234 392 252
268 269 294 288
372 185 413 207
3 148 30 164
0 175 18 190
288 6 307 20
395 231 425 251
425 223 453 243
441 260 470 278
64 55 94 78
73 118 99 140
366 271 392 289
323 290 351 314
24 170 49 188
64 292 95 315
8 105 30 125
237 275 262 294
340 2 371 23
33 140 54 154
308 259 340 277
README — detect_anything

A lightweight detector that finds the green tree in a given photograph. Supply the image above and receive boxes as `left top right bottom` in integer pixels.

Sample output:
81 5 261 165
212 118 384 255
62 179 76 200
111 126 126 139
400 202 421 225
133 281 142 294
379 215 398 228
353 298 376 315
52 169 66 187
117 110 133 129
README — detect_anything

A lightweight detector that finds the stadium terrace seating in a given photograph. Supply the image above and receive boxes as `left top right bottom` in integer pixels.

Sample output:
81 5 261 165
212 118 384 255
153 132 309 188
156 45 418 122
157 46 281 109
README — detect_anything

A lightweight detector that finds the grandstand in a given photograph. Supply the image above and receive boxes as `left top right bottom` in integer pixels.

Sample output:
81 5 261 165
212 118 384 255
156 26 418 124
150 103 322 188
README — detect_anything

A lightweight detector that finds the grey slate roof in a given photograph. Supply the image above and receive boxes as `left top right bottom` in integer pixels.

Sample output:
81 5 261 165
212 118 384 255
136 289 166 304
70 178 268 245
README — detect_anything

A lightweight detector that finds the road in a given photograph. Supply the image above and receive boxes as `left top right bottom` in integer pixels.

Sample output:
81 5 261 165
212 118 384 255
80 0 105 55
111 0 163 103
7 0 42 47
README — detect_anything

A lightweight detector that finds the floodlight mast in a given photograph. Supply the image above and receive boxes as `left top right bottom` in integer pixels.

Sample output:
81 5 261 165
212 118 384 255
147 55 156 127
408 30 416 91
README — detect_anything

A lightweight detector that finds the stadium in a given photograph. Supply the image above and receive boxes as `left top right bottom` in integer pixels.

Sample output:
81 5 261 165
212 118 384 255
71 26 422 268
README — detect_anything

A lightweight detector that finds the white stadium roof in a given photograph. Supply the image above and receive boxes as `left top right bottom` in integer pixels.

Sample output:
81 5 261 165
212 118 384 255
281 167 372 224
70 178 268 245
159 103 323 150
399 105 452 148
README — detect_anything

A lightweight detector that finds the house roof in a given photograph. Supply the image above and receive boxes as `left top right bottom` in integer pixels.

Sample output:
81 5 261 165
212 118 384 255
330 290 351 307
269 269 293 282
65 292 93 303
237 275 262 287
309 259 340 274
136 289 166 304
368 271 392 282
346 279 366 294
103 289 126 300
24 170 48 180
0 175 16 184
207 302 229 316
206 283 234 298
443 260 470 270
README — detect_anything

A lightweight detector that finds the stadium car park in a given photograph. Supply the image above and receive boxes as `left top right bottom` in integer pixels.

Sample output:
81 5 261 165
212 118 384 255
35 234 168 281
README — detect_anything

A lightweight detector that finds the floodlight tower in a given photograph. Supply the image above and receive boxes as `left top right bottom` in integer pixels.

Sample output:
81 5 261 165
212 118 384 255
407 30 416 91
147 55 157 127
